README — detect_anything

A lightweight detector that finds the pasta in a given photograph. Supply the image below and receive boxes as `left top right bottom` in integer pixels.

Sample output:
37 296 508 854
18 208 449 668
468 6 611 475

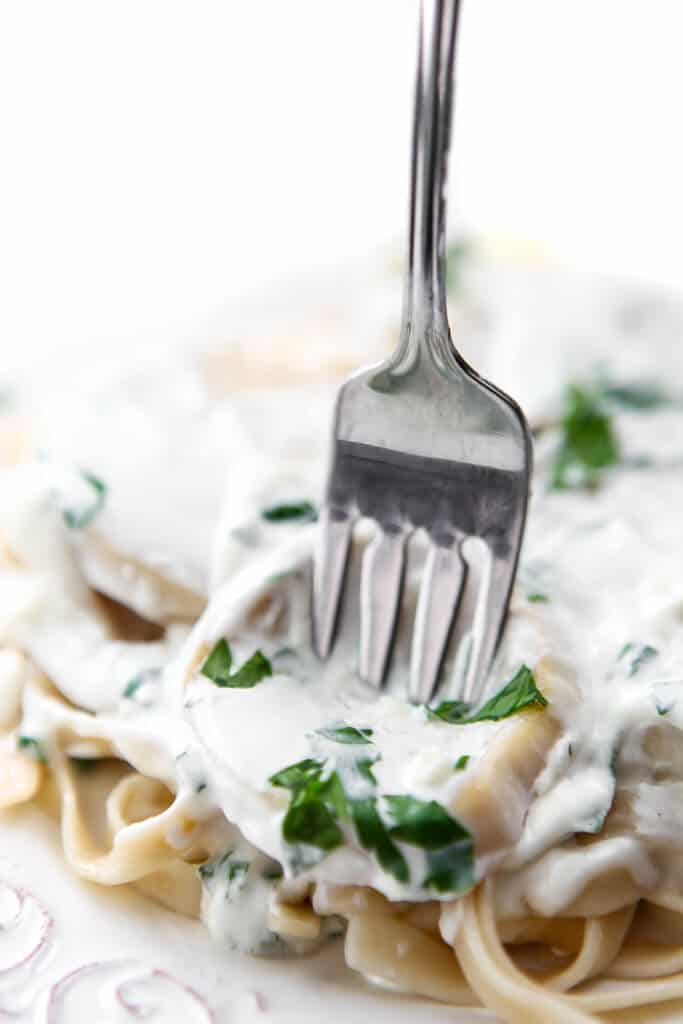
3 284 683 1024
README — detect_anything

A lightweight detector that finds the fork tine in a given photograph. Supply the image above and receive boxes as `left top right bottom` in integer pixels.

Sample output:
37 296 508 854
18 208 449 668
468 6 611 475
359 524 410 687
312 507 355 659
461 545 518 704
408 539 466 704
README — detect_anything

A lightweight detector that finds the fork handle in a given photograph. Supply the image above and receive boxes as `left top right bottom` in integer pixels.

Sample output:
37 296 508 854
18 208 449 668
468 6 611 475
401 0 462 343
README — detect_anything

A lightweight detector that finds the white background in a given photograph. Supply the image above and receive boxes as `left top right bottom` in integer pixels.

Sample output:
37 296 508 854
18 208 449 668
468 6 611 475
1 0 682 364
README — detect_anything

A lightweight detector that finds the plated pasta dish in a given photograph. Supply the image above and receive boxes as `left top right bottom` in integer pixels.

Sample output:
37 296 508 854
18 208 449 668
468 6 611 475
3 260 683 1023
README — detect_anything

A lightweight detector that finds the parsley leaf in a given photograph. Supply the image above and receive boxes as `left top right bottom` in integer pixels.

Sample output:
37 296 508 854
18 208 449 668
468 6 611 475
261 501 318 523
384 795 474 893
283 799 343 851
122 667 161 700
430 665 547 724
198 851 250 884
550 385 620 490
618 642 658 677
200 639 272 689
600 380 669 411
423 842 475 893
384 796 469 849
427 700 469 724
229 650 273 688
354 757 379 785
350 797 409 884
63 470 107 529
269 758 324 791
316 723 374 745
269 758 345 855
17 735 47 763
200 638 232 682
269 758 475 893
463 665 548 722
454 754 470 771
226 860 250 883
527 592 549 604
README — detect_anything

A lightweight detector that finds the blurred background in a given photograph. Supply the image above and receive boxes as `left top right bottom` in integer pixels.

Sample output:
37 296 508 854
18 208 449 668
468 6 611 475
1 0 682 370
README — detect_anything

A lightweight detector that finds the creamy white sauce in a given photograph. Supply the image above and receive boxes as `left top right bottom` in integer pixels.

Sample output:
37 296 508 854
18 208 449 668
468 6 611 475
3 262 683 972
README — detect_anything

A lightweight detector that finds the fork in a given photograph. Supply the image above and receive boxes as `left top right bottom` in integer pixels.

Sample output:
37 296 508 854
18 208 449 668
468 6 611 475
312 0 532 706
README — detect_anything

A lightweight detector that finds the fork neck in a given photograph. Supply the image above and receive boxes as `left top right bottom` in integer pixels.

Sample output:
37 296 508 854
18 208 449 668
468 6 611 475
400 0 462 363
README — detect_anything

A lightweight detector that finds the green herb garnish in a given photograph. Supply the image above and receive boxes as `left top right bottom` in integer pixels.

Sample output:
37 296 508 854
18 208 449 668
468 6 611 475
316 723 374 745
200 638 272 689
269 753 474 893
229 651 273 688
262 863 284 882
17 735 47 763
618 642 658 677
600 380 669 411
226 860 250 883
550 385 620 490
269 758 323 791
527 593 549 604
383 794 474 893
384 795 469 849
63 470 107 529
270 758 345 855
454 754 470 771
199 851 250 884
354 758 379 785
122 667 161 700
430 665 547 725
427 700 469 724
350 797 409 884
261 501 318 523
462 665 548 722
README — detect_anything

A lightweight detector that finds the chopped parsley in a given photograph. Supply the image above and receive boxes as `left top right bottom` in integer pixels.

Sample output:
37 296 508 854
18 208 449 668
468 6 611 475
354 757 379 786
427 699 470 724
200 638 272 689
226 860 250 883
384 795 474 893
316 723 374 745
527 592 549 604
261 501 318 523
198 851 250 884
17 735 47 763
454 754 470 772
550 384 620 490
429 665 547 725
122 667 162 700
269 755 474 893
63 470 107 529
384 795 467 848
350 797 409 883
599 379 669 411
261 863 284 882
618 642 658 677
270 758 345 853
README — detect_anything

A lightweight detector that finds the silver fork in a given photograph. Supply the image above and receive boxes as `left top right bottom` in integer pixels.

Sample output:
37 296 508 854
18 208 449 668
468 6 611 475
312 0 532 706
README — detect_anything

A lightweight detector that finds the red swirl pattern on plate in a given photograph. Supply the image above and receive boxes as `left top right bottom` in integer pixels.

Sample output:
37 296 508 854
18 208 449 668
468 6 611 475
47 960 215 1023
0 880 53 1014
